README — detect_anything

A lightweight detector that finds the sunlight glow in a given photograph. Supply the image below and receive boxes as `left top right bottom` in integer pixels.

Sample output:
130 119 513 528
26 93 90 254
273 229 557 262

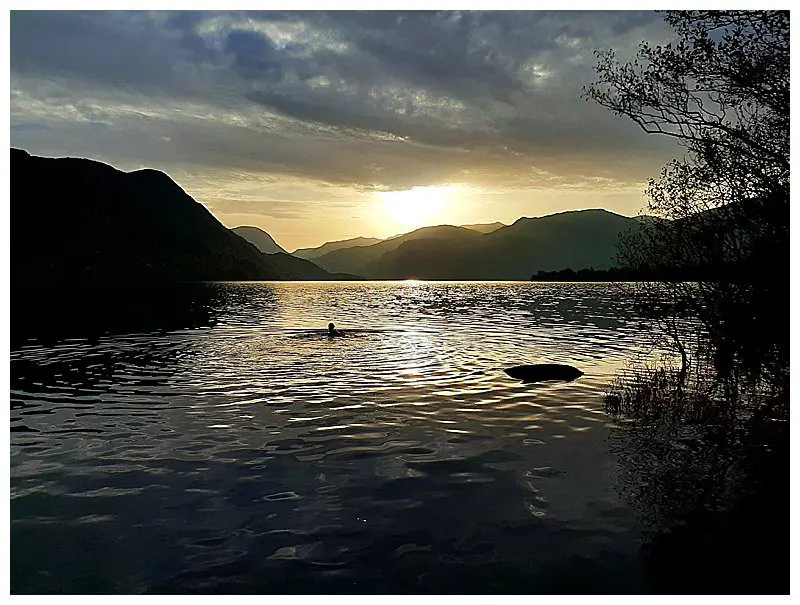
375 186 458 230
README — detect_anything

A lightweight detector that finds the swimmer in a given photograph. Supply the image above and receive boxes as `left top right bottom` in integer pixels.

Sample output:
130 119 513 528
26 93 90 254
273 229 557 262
327 322 343 337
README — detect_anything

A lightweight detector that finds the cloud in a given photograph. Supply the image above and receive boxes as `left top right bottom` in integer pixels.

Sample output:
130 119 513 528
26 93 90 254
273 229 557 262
10 10 679 194
11 122 49 132
224 28 284 81
205 199 310 219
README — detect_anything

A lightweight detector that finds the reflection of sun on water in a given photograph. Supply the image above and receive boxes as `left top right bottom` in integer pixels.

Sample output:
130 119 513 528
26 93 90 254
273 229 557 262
376 186 458 230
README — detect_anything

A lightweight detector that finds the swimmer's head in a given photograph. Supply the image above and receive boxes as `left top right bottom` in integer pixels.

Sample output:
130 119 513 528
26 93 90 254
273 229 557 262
328 322 335 332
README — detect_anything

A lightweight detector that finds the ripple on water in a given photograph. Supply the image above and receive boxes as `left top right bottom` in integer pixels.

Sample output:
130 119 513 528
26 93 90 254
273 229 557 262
11 282 659 593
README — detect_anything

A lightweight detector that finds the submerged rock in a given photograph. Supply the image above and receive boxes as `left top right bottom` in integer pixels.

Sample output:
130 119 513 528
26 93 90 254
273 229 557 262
504 364 584 383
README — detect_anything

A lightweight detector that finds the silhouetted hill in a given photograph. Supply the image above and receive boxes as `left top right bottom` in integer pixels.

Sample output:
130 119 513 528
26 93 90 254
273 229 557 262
494 208 635 242
11 149 331 285
232 226 287 254
483 209 638 271
293 236 384 260
261 253 332 280
461 221 506 234
364 236 487 279
293 223 503 267
312 225 482 275
313 209 641 279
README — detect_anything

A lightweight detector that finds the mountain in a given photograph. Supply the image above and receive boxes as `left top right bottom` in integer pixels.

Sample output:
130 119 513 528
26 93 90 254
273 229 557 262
232 226 287 254
489 208 638 268
461 221 505 234
312 225 483 275
293 222 503 264
258 253 332 280
293 236 384 260
312 209 641 279
11 149 331 285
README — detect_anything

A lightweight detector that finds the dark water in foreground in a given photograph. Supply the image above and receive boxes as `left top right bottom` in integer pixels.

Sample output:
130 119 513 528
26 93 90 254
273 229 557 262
9 282 782 593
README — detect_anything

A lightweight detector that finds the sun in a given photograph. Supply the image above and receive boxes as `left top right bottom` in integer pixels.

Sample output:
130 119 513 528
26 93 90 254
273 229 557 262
375 186 456 230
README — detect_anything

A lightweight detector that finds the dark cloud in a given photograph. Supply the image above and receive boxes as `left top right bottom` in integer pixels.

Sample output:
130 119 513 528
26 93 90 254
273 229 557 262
322 11 526 99
11 12 183 92
225 28 283 81
10 10 678 192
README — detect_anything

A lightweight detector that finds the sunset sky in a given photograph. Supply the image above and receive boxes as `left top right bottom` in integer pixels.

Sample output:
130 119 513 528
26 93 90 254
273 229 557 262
10 10 681 251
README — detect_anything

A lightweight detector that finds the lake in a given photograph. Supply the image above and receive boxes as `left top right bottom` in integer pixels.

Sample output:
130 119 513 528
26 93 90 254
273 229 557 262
8 281 716 593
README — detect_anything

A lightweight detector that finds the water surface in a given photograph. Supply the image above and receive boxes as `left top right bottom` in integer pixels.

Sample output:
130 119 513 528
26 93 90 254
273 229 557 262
12 281 662 593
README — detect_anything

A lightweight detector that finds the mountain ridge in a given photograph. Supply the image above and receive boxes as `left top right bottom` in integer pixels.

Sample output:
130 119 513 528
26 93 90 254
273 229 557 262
232 225 287 255
291 221 508 260
293 236 384 260
460 221 506 234
308 209 640 280
311 225 482 276
11 148 331 285
11 148 640 283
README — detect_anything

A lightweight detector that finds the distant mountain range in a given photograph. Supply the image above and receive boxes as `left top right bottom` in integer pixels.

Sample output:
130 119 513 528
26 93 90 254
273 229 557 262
11 149 331 286
12 148 641 285
231 226 287 254
300 225 479 276
297 210 640 279
458 222 506 234
293 236 384 260
290 223 505 260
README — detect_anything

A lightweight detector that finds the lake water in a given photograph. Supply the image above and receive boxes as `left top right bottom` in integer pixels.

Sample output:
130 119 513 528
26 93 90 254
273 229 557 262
11 282 681 593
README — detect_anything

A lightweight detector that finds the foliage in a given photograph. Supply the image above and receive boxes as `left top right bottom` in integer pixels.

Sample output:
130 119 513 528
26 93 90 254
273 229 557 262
530 265 724 282
585 11 789 393
585 16 789 585
604 360 788 584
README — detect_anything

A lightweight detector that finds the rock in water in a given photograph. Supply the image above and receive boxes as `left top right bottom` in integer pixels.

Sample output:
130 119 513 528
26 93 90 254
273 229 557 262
504 364 584 383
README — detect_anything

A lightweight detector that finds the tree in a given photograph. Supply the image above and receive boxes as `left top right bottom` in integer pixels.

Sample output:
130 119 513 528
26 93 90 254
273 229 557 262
585 11 789 394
